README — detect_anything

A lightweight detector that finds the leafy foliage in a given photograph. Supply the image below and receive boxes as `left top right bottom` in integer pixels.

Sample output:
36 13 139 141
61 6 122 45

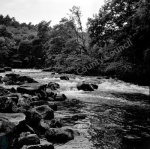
0 1 149 85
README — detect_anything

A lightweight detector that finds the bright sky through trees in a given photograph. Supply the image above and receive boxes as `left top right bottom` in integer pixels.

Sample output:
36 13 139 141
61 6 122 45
0 0 104 28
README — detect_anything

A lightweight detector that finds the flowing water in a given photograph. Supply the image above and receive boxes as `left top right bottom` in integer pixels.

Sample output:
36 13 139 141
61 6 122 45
1 69 150 149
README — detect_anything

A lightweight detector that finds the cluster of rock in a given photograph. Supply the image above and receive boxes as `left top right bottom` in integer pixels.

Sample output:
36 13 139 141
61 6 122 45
0 73 38 85
0 74 75 149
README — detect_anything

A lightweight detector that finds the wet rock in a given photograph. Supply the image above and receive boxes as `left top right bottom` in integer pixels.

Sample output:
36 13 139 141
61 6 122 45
18 133 40 148
31 105 54 120
47 82 60 90
21 139 54 149
77 82 98 91
60 76 69 80
45 128 74 143
4 67 12 71
17 83 47 96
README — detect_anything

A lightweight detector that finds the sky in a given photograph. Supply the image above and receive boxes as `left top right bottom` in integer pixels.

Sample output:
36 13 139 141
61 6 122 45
0 0 104 29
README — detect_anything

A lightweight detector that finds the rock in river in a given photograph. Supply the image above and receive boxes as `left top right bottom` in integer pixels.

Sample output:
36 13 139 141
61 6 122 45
17 83 47 96
76 81 98 91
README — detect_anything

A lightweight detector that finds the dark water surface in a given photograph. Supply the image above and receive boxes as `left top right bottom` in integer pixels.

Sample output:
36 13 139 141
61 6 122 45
1 69 149 149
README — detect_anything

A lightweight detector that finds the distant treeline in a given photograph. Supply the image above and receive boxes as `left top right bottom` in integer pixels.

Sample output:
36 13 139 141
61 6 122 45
0 1 150 85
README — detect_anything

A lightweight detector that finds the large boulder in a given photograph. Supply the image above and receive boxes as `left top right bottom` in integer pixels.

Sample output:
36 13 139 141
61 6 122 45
45 128 74 143
17 83 47 96
76 82 98 91
60 76 69 80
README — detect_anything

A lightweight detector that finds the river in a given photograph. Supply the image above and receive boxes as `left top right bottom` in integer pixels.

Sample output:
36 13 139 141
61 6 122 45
1 69 150 149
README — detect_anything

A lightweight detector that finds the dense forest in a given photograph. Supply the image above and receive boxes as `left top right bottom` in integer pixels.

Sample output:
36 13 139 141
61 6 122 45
0 0 149 85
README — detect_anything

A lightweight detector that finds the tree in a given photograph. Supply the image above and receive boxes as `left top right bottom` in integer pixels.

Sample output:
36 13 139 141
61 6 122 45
87 0 150 85
68 6 88 54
